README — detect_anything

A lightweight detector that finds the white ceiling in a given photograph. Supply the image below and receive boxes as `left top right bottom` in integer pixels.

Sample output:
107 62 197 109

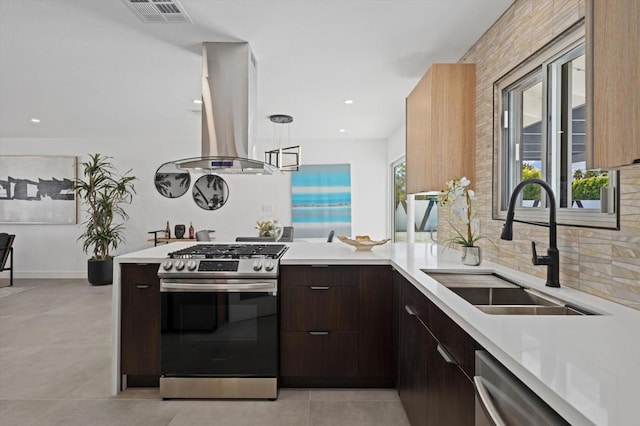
0 0 513 143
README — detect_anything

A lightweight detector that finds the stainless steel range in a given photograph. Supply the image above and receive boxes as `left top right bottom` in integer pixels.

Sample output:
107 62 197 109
158 243 288 400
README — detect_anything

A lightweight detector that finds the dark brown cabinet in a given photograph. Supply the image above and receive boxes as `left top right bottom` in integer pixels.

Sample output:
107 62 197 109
280 286 359 332
279 265 393 387
398 292 430 426
120 263 160 386
398 274 478 426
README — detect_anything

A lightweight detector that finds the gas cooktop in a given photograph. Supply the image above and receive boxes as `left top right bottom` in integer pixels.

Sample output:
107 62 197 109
167 243 288 260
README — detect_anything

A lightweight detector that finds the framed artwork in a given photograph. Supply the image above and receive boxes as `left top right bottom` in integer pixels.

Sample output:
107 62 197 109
291 164 351 238
0 156 77 224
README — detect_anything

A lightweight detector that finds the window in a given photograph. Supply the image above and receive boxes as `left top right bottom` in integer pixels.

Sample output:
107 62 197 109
495 23 618 229
391 159 437 242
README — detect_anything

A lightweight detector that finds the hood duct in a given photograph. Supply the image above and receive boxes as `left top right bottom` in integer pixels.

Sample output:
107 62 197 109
159 42 280 175
201 42 255 159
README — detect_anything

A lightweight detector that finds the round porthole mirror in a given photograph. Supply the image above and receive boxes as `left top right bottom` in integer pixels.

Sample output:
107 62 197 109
154 162 191 198
192 174 229 210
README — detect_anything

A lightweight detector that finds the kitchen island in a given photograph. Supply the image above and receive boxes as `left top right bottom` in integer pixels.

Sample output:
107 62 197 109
112 241 639 426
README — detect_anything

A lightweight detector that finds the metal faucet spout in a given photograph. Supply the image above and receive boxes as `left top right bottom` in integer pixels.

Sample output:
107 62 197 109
500 178 560 287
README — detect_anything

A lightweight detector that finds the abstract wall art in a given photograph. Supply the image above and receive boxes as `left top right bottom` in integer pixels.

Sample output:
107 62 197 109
291 164 351 238
0 156 77 224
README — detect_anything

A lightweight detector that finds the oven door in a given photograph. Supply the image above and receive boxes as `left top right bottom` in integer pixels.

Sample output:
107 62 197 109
160 279 278 378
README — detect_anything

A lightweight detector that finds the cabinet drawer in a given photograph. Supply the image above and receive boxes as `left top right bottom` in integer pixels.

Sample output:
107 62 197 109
121 263 160 286
400 277 430 324
428 300 481 379
280 265 360 287
280 331 358 377
280 286 358 331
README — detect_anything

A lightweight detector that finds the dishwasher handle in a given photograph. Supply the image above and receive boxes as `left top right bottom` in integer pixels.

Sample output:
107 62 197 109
473 376 507 426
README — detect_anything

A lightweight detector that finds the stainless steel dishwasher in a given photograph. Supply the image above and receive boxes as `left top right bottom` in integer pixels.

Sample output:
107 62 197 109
474 350 570 426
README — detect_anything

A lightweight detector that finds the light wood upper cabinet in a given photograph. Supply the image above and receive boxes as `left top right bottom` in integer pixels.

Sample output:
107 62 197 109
587 0 640 169
406 63 476 194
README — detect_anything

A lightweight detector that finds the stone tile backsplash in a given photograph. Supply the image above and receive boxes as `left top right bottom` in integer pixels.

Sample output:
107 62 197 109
438 0 640 310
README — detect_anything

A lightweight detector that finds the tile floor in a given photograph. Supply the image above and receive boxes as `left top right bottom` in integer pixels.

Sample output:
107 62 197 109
0 279 410 426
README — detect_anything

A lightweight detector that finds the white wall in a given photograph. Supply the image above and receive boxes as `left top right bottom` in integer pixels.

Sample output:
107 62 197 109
1 136 389 278
386 125 406 165
256 137 389 242
0 137 290 278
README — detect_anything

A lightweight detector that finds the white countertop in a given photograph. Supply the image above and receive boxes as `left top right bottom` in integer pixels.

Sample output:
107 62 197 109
114 241 640 425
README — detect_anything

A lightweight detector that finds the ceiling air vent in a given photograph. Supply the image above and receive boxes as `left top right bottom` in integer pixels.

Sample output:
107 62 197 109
122 0 193 23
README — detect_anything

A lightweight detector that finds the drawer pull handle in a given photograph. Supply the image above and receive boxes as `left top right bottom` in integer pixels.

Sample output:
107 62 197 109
308 331 330 335
310 286 330 290
136 285 149 289
404 305 417 316
437 343 457 365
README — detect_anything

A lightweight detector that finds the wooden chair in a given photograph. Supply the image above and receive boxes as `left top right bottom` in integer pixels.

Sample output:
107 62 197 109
0 233 15 287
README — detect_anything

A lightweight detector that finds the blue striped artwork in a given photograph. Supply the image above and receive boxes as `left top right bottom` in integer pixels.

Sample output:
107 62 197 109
291 164 351 238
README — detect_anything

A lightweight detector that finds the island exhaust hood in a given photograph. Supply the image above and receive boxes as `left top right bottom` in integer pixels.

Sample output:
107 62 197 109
160 42 280 175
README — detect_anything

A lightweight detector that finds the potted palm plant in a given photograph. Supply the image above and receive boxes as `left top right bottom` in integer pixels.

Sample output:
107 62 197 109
74 154 136 285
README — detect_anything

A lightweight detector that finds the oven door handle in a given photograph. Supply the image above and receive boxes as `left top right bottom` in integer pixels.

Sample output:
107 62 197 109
160 281 277 293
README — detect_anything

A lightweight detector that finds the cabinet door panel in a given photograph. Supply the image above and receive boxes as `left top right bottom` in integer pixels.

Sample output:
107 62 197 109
280 331 358 377
398 299 429 426
406 63 475 193
359 266 393 378
398 274 476 425
589 0 640 168
280 286 359 331
280 265 360 287
428 302 480 380
426 340 475 425
120 264 160 376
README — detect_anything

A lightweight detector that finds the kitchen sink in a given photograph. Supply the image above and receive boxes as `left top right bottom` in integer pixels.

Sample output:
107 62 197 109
448 286 558 306
476 305 585 315
423 271 599 316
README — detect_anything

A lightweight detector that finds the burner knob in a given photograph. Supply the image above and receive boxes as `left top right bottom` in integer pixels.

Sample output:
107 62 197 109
252 260 263 271
162 260 173 271
175 260 185 271
264 260 275 271
186 260 197 271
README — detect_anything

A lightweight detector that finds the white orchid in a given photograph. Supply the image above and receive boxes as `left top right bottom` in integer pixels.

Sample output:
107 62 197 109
438 177 490 248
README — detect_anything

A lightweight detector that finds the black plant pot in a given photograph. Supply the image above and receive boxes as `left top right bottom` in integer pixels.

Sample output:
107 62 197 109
87 258 113 286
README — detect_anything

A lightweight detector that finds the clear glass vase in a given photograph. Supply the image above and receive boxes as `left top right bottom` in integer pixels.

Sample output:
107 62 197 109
461 246 482 266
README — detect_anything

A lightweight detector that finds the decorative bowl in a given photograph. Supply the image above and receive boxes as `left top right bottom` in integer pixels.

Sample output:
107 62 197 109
337 235 391 251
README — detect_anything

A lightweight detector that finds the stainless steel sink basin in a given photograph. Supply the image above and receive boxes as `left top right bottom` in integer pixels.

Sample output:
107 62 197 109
423 271 599 316
476 305 584 315
448 286 557 306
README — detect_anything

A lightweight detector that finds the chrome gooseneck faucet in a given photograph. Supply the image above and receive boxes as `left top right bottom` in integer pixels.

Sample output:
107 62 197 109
500 178 560 288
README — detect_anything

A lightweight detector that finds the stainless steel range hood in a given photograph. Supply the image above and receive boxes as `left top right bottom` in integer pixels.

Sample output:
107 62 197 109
201 42 253 159
198 42 279 174
159 42 279 175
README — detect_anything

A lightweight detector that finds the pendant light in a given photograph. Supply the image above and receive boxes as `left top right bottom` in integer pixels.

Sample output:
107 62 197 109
265 114 301 171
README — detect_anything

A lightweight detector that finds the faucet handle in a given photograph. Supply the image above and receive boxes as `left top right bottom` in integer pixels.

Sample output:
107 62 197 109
531 241 550 265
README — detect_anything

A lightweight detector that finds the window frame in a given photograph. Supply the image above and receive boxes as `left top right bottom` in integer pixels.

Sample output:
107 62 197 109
493 22 619 230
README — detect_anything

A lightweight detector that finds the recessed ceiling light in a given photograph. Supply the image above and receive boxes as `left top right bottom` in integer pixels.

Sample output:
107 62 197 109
30 118 41 123
344 99 354 104
339 129 346 133
192 99 202 104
